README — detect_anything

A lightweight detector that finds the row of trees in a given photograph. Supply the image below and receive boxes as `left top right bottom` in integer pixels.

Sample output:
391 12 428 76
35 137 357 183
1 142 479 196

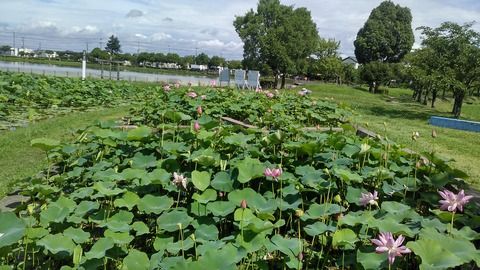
350 1 480 118
90 35 243 69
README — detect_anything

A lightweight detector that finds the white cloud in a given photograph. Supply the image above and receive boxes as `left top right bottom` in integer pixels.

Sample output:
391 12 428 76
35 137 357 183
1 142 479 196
135 33 148 39
151 32 172 41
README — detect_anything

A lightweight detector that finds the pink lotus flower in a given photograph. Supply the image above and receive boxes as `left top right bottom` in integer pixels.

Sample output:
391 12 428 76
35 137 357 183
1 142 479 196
255 88 263 93
197 106 203 115
187 91 198 98
174 82 180 88
172 172 188 189
265 92 274 98
194 121 200 132
163 85 171 92
264 167 282 181
438 189 473 212
210 80 216 87
359 191 379 207
372 232 411 265
298 90 306 96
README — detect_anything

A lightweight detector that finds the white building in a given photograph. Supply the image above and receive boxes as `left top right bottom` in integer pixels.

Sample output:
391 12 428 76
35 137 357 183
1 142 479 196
342 56 359 69
190 64 208 71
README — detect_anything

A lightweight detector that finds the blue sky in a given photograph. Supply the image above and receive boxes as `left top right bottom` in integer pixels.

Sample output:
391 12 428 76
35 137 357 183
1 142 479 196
0 0 479 59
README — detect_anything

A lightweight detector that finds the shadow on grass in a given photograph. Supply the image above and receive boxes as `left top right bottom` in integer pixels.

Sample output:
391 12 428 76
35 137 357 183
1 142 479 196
362 104 451 120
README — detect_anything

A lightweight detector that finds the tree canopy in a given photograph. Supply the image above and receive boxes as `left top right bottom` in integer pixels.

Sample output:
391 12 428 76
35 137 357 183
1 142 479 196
354 1 414 64
105 35 121 54
410 22 480 117
234 0 318 88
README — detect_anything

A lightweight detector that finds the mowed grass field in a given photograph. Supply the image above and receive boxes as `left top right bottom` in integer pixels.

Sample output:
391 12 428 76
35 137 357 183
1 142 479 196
308 83 480 189
0 106 131 197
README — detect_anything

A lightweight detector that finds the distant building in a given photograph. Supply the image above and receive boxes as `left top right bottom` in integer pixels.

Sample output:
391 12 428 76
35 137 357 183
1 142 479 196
18 48 35 56
36 50 58 59
342 56 359 69
190 64 208 71
9 48 18 56
159 62 180 69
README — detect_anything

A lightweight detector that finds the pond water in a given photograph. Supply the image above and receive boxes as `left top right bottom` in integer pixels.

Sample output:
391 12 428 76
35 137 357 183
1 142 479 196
0 60 218 85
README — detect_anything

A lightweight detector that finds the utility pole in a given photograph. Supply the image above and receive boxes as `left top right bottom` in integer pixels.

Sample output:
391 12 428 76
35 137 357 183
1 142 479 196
195 44 198 64
86 42 89 53
22 37 25 50
12 32 15 49
81 50 86 80
99 38 103 50
168 45 171 54
137 40 140 54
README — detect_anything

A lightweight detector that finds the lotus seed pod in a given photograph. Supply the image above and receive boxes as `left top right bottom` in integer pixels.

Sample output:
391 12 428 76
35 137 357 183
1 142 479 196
295 209 304 217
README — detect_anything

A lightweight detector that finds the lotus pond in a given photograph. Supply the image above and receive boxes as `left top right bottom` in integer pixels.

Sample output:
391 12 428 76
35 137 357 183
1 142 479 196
0 72 158 130
0 82 479 269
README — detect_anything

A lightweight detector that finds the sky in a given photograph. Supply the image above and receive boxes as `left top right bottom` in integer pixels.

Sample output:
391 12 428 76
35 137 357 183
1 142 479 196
0 0 479 59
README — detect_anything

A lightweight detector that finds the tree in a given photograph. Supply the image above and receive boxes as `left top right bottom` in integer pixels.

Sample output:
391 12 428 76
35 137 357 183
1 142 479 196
359 61 393 93
0 45 11 54
195 53 209 65
165 53 180 64
354 1 414 64
308 38 344 83
105 35 121 54
208 56 226 67
234 0 318 88
411 22 480 118
227 60 242 69
179 55 195 69
90 48 109 60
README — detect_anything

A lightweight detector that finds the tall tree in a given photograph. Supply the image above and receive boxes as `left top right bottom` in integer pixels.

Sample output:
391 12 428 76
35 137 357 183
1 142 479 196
234 0 318 88
412 22 480 118
105 35 121 55
308 38 344 83
195 53 210 65
354 1 414 64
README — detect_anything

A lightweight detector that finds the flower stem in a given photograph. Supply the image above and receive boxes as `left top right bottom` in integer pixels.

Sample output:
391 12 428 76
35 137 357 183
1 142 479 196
241 209 245 245
450 212 455 235
176 191 181 208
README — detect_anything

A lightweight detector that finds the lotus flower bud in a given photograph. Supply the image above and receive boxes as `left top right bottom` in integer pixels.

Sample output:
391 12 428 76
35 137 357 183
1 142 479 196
295 209 304 217
197 106 203 116
194 121 200 132
240 199 247 209
333 194 342 203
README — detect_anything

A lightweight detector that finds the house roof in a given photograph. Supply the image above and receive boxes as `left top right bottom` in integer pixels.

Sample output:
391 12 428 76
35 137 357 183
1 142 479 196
342 56 358 63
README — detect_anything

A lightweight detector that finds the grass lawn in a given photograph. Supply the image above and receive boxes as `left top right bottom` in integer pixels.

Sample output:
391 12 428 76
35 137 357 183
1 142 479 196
0 106 131 197
308 83 480 189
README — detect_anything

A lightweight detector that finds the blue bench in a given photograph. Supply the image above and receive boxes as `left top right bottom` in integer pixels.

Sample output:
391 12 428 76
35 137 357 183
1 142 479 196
429 116 480 132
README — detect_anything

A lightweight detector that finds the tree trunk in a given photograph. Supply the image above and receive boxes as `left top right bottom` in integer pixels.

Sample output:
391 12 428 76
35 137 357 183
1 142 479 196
423 88 429 105
442 87 446 99
273 73 279 89
452 90 465 118
280 73 286 89
374 83 379 94
416 88 423 103
431 89 437 108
